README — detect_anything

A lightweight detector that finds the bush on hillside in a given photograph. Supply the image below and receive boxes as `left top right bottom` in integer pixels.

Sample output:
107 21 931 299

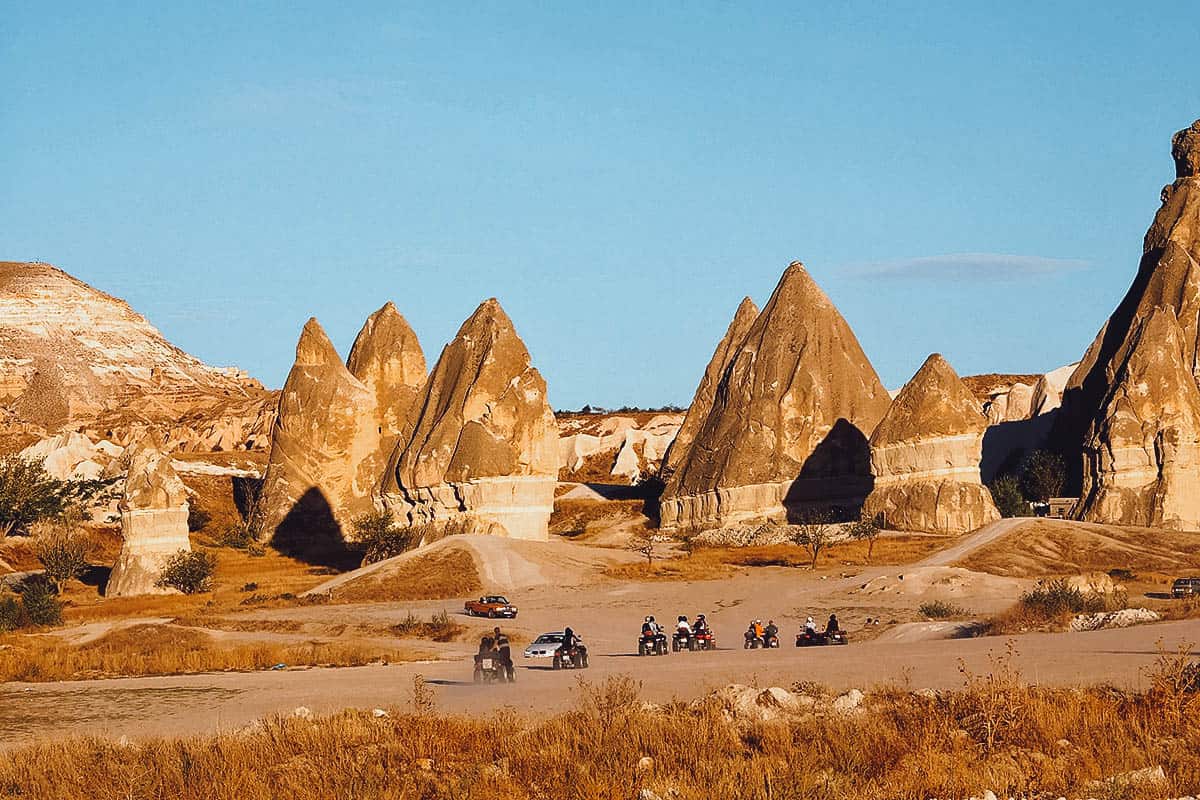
354 511 416 565
989 476 1027 518
157 550 216 594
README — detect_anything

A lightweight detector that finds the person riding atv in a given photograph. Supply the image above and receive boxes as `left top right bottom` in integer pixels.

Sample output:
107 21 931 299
744 619 765 649
474 636 502 683
825 614 840 635
692 614 716 650
554 626 588 669
672 615 694 651
763 620 780 648
639 616 668 655
694 614 710 635
492 626 515 682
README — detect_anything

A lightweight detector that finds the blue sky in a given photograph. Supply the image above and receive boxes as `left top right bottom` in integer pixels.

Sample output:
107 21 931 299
3 3 1197 408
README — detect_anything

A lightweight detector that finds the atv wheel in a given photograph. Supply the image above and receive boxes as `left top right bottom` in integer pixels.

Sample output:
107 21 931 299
638 642 647 656
672 639 680 652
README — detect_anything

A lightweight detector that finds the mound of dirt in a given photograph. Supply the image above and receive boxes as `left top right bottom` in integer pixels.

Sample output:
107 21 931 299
856 566 1028 604
956 519 1200 578
307 534 629 601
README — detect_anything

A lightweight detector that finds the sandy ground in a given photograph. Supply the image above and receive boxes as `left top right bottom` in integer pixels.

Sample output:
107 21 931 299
2 518 1196 749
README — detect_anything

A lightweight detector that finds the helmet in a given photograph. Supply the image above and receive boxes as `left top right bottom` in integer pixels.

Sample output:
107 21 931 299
754 619 761 624
678 615 687 622
697 614 706 620
645 616 651 622
806 616 814 624
649 616 656 623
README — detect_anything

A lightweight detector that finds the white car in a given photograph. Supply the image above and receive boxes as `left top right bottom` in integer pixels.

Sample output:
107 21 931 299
524 631 581 659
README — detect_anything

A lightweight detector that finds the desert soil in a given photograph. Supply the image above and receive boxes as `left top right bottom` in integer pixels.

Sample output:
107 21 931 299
2 518 1197 749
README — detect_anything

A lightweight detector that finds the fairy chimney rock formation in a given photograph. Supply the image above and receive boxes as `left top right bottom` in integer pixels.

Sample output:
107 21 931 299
660 262 892 530
251 312 424 557
662 296 759 475
382 298 558 540
863 354 1000 534
107 446 191 596
1054 119 1200 528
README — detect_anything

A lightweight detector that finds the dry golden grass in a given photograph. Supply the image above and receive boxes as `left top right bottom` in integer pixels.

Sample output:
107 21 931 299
3 653 1199 799
550 498 647 537
607 536 944 581
959 518 1200 578
0 623 421 683
330 546 481 602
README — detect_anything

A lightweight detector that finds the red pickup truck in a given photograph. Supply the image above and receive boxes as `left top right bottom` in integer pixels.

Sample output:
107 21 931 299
464 595 518 618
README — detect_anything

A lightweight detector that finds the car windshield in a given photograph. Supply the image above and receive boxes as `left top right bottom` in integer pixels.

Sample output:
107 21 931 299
485 596 508 604
534 634 563 645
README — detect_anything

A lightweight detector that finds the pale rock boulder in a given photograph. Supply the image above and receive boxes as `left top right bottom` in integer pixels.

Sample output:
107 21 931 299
19 431 114 479
557 414 683 483
107 446 191 596
251 308 425 558
1029 363 1078 417
985 382 1033 424
864 354 999 534
382 299 558 540
661 262 891 530
1055 120 1200 528
661 296 759 475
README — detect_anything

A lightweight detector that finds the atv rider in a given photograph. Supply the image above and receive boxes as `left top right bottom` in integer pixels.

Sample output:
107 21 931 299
676 615 692 635
804 616 817 635
474 635 497 680
493 627 515 682
825 614 841 635
764 619 779 645
694 614 710 635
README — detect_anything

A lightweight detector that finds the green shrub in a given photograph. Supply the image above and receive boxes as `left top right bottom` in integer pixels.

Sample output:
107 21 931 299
18 579 63 627
919 600 968 619
0 456 74 537
216 522 257 550
157 550 216 594
1017 450 1066 503
1020 579 1107 617
32 522 91 590
187 503 212 533
0 594 27 631
989 476 1028 518
354 511 416 564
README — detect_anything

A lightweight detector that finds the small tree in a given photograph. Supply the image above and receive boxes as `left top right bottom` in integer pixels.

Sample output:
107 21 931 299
16 577 63 627
989 476 1028 518
157 550 216 594
0 456 73 538
353 510 416 565
32 520 92 591
791 508 833 570
1018 450 1067 503
629 530 658 565
849 511 882 563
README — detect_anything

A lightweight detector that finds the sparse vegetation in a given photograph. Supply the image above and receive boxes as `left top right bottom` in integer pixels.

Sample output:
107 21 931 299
0 623 419 682
919 600 969 619
31 520 92 591
628 530 659 564
157 549 217 594
354 510 416 564
187 502 212 533
985 578 1124 634
5 664 1200 799
848 511 882 562
791 508 834 569
12 576 63 627
216 520 258 550
989 475 1028 518
391 610 464 642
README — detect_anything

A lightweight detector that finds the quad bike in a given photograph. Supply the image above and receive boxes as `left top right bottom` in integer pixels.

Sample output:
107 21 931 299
474 654 504 683
638 633 669 656
693 630 717 651
553 644 589 670
763 632 780 649
744 631 763 649
796 630 849 647
672 630 696 652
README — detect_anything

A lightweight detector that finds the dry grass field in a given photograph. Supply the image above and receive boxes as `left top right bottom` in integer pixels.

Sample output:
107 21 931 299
3 649 1198 800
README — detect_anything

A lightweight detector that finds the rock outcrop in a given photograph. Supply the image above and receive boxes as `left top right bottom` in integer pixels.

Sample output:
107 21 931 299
0 262 272 449
382 299 558 540
662 297 759 476
251 312 425 560
107 445 191 596
558 413 683 484
660 262 892 529
1054 119 1200 528
863 354 999 534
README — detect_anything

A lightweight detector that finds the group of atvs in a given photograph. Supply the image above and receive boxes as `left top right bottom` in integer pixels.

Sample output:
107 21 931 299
637 613 848 656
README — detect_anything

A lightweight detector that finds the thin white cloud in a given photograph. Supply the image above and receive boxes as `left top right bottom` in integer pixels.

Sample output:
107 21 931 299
844 253 1089 281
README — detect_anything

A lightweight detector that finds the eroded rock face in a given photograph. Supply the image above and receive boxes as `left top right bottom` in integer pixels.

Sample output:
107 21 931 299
250 318 401 559
660 262 891 529
1056 119 1200 528
662 297 759 477
382 299 558 540
346 302 427 446
0 262 273 448
558 413 683 484
107 446 190 596
863 354 999 534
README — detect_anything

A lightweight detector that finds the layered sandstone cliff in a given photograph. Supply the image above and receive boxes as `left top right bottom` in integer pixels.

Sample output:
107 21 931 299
1055 119 1200 528
661 296 759 476
107 445 191 596
660 262 892 529
382 299 558 540
863 354 999 534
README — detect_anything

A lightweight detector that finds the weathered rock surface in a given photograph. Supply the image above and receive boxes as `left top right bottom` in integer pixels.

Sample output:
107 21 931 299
0 262 273 450
863 354 999 534
107 445 190 596
251 314 424 559
382 299 558 540
660 262 891 529
558 413 683 483
1055 120 1200 528
662 297 759 476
